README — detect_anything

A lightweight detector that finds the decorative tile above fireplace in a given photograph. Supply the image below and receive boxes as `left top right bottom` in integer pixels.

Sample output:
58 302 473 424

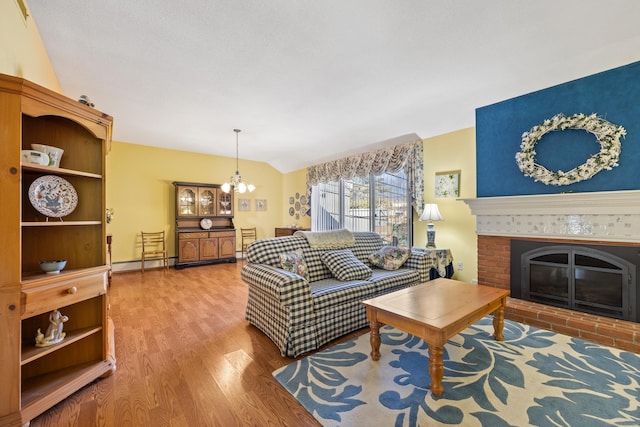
462 190 640 243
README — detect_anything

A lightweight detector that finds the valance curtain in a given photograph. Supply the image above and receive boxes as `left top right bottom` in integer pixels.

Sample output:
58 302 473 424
304 139 424 216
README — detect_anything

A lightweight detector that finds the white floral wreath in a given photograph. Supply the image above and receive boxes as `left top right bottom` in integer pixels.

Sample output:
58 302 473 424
515 113 626 186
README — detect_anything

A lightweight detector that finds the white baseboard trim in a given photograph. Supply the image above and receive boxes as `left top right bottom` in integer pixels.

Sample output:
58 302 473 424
111 258 174 272
111 252 243 273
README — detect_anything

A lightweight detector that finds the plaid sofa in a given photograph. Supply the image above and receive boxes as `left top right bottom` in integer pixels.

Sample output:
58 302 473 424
241 231 436 357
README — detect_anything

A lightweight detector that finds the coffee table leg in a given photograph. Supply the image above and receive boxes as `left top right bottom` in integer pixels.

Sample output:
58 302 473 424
493 305 505 341
369 320 381 361
429 345 444 396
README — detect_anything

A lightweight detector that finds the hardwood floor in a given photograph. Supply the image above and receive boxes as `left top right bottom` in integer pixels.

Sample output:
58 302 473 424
30 263 366 426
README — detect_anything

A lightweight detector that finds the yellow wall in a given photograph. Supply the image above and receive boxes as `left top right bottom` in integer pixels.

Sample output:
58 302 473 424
0 0 60 91
418 128 478 283
106 141 282 262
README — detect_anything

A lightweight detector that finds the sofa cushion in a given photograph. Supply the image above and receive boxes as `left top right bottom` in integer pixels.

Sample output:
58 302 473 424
279 249 310 280
309 277 378 312
246 236 334 282
248 236 308 266
350 232 386 264
300 247 334 282
368 268 420 294
320 249 372 281
369 245 411 270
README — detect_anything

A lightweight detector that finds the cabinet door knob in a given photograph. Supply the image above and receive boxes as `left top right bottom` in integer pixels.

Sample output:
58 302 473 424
68 286 78 294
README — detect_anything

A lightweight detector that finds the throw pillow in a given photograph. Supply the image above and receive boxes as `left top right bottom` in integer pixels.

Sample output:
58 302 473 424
321 249 372 281
369 245 411 270
279 249 309 280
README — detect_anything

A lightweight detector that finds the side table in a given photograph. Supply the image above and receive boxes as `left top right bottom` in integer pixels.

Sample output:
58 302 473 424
275 227 310 237
412 247 454 279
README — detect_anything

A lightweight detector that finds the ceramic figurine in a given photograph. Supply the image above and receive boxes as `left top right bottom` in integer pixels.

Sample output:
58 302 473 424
35 309 69 347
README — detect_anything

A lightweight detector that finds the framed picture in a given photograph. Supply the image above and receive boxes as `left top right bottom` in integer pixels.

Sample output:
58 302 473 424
255 199 267 211
435 170 460 198
289 197 295 204
238 198 251 211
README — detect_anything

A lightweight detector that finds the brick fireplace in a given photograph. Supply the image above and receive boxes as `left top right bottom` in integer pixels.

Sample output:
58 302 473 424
463 190 640 353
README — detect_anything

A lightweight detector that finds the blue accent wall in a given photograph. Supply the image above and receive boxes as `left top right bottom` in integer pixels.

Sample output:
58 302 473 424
476 61 640 197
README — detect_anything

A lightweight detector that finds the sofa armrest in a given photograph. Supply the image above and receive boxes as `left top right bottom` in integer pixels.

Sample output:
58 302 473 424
405 248 454 281
241 263 313 308
404 250 434 282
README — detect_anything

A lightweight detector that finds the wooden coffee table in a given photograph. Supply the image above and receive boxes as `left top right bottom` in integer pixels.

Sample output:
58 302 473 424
362 278 510 396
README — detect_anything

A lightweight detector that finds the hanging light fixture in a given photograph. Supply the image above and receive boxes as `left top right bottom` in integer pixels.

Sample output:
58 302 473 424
222 129 255 194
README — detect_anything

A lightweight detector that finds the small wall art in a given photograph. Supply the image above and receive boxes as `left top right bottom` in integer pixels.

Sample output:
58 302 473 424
238 198 251 211
435 170 461 198
255 199 267 211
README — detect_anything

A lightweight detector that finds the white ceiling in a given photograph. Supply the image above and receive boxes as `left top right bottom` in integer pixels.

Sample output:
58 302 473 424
28 1 640 173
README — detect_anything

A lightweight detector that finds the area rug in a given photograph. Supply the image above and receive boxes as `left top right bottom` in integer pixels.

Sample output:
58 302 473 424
273 317 640 426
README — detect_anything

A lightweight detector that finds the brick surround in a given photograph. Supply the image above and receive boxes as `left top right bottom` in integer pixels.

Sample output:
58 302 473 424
478 235 640 353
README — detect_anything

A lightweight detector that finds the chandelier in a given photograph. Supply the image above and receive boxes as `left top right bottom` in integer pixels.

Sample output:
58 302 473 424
221 129 255 194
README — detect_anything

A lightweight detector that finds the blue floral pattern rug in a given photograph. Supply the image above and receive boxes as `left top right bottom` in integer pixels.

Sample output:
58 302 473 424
273 318 640 426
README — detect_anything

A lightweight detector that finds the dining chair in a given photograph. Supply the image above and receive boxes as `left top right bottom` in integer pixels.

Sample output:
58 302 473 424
240 228 257 263
141 230 169 272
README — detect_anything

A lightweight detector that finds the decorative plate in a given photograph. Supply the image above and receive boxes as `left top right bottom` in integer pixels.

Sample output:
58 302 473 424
299 195 307 204
28 175 78 218
200 218 212 230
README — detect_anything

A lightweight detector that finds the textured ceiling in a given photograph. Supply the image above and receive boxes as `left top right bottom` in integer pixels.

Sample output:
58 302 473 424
28 0 640 173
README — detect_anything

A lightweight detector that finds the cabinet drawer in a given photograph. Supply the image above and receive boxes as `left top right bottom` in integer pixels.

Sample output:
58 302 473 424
180 232 208 239
210 230 235 238
22 272 107 319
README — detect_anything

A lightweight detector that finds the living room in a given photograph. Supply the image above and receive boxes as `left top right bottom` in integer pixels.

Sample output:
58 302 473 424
3 1 640 426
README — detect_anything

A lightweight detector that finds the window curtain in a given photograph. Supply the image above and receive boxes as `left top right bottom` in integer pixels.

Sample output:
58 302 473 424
304 139 424 217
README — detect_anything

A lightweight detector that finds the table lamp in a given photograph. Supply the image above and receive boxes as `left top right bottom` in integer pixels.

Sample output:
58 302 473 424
419 203 443 248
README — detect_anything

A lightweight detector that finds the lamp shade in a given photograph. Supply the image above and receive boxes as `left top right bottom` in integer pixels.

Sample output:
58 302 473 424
419 203 443 222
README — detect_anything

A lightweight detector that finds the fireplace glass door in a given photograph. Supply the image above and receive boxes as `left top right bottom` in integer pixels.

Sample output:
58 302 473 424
523 246 631 320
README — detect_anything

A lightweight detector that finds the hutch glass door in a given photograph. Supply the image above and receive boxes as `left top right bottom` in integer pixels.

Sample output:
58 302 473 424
217 190 233 216
178 187 197 216
198 188 215 216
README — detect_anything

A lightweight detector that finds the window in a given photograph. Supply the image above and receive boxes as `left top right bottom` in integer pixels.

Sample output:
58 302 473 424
311 170 412 246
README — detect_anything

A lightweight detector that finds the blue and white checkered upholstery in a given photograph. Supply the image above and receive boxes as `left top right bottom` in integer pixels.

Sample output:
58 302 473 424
320 249 372 281
243 231 437 357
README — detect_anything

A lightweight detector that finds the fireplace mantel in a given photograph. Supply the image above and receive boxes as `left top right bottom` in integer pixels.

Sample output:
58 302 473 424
461 190 640 243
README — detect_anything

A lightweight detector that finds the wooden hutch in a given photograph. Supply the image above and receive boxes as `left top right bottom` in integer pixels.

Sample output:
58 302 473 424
0 74 115 426
173 182 237 269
